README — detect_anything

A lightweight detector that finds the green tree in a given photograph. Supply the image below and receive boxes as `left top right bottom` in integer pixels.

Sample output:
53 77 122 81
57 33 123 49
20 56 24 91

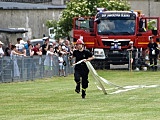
46 0 130 39
147 20 157 30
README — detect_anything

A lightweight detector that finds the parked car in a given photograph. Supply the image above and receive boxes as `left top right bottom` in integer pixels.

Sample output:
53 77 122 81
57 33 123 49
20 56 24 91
30 37 56 46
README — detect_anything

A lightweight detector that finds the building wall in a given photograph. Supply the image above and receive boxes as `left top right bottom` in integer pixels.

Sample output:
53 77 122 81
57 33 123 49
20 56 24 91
51 0 160 17
0 9 62 43
52 0 70 5
129 0 160 17
0 0 160 44
52 0 62 5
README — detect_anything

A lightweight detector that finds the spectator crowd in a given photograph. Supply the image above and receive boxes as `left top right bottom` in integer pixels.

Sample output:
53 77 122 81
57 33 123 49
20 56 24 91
0 37 76 78
0 36 159 81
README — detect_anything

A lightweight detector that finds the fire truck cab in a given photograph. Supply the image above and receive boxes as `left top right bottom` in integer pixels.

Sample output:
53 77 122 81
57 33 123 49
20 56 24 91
72 8 160 69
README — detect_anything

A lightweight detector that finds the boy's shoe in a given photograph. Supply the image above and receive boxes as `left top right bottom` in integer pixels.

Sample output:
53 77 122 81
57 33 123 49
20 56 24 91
75 89 80 93
82 89 86 99
81 94 86 99
75 83 80 93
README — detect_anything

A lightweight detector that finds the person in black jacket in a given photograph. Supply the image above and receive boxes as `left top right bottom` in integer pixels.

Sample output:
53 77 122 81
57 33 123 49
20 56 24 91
72 39 94 99
41 37 49 55
147 36 159 71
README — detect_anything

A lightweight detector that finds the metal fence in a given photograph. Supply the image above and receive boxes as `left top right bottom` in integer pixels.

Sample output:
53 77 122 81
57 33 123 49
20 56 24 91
0 51 159 83
0 55 74 83
91 50 160 71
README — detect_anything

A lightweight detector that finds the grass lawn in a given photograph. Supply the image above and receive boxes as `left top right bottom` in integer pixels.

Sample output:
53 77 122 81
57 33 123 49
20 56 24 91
0 70 160 120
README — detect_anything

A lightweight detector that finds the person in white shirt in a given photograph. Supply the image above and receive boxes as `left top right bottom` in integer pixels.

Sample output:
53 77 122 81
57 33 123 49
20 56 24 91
0 41 4 57
15 38 23 53
10 45 24 77
15 40 26 53
44 47 55 76
0 41 4 75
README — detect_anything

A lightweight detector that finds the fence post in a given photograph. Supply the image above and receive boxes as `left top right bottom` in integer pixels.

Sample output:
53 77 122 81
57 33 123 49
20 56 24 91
11 58 14 82
21 56 24 81
128 51 131 71
0 57 4 82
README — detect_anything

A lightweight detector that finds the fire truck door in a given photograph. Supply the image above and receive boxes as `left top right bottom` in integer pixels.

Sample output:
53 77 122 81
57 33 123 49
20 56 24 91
74 17 95 48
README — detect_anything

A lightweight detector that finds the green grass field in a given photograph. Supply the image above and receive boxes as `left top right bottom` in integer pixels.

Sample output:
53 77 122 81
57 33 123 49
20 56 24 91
0 70 160 120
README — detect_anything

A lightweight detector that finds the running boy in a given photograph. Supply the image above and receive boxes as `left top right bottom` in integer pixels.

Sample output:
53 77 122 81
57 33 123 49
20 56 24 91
71 39 94 99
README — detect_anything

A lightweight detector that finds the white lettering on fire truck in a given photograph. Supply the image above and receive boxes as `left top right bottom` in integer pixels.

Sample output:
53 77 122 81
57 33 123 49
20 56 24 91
107 13 130 17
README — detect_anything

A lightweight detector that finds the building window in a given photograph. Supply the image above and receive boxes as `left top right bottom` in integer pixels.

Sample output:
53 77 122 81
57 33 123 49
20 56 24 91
154 0 160 2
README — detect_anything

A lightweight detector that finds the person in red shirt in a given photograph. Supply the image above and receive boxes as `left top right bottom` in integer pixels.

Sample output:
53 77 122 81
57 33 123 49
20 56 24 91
32 43 42 56
32 43 42 77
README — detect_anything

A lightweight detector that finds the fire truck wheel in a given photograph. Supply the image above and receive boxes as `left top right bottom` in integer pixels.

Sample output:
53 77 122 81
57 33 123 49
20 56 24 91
105 63 110 70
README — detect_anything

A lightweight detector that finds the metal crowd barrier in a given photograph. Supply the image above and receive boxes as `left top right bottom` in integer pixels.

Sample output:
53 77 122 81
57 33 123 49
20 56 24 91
91 50 159 70
0 55 74 83
1 51 159 83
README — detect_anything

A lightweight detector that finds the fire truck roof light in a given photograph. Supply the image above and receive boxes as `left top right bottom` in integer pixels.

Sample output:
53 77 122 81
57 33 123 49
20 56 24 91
78 17 85 21
97 8 107 13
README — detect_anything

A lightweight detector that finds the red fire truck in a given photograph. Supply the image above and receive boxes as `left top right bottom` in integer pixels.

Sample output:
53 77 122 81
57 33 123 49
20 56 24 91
72 8 160 69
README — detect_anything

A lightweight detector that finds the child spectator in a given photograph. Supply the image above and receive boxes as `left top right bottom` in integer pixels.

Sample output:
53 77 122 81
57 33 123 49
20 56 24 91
58 52 65 77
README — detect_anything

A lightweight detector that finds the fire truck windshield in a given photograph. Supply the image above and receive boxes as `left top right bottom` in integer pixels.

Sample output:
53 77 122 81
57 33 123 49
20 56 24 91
97 19 135 35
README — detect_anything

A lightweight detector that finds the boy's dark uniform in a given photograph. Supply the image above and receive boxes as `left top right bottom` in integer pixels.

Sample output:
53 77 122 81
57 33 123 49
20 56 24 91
73 49 93 98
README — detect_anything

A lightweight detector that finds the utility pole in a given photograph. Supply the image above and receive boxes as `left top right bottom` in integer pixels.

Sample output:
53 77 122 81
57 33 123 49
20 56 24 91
148 0 150 17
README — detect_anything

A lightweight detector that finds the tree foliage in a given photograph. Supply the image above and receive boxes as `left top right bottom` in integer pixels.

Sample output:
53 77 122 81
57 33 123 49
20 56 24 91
46 0 131 39
147 20 157 30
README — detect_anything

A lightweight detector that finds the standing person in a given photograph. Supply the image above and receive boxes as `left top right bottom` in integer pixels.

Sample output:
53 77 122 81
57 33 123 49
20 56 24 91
0 41 4 74
64 40 70 53
15 38 23 53
0 41 4 57
24 39 31 55
147 36 159 71
44 47 55 77
32 43 42 56
4 42 12 72
4 42 12 56
58 52 66 77
71 39 94 99
32 43 42 77
10 45 24 77
127 41 138 70
4 42 12 73
25 44 34 80
42 37 50 55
